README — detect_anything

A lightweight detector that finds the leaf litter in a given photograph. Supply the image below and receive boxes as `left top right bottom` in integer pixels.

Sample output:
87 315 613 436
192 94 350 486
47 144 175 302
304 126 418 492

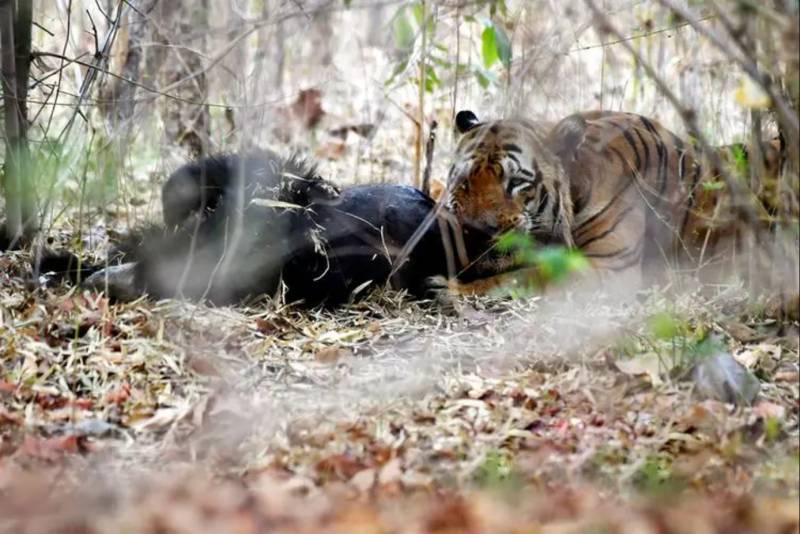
0 248 798 532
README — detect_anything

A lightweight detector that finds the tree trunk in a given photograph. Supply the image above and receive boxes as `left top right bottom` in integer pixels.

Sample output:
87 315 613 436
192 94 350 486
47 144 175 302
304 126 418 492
101 0 158 128
1 0 37 248
156 0 211 158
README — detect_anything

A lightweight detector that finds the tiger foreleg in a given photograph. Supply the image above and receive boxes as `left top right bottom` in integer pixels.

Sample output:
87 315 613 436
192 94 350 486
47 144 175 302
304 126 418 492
427 266 547 298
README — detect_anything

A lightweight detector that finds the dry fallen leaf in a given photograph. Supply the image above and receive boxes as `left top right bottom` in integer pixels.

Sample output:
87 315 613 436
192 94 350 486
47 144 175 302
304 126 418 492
20 435 83 460
734 343 781 370
314 345 352 364
615 354 666 385
753 401 786 420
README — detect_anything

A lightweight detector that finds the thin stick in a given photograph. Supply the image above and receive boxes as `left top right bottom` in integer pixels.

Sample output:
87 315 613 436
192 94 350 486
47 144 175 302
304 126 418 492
413 0 428 189
421 120 438 197
57 0 126 142
451 3 461 133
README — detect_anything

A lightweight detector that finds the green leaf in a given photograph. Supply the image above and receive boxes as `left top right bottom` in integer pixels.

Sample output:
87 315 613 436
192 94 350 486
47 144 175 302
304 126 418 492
474 70 491 89
473 66 498 88
384 58 409 87
423 65 441 92
392 7 415 52
731 144 749 175
411 2 424 26
533 246 589 282
701 181 725 191
480 19 512 70
496 231 534 253
482 26 499 68
493 24 512 69
648 312 680 340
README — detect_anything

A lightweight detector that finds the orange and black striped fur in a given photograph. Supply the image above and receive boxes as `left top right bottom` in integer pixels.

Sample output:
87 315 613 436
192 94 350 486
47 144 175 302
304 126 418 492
440 109 789 295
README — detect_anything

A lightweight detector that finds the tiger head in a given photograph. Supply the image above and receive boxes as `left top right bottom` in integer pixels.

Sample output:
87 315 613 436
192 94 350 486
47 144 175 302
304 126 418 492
445 110 579 247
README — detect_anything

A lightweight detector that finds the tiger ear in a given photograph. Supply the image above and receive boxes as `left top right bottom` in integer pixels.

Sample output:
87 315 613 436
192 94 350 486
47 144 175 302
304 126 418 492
548 114 588 163
455 110 481 134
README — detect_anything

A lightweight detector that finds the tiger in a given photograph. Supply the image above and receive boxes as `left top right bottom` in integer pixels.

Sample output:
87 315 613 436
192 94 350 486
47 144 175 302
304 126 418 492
436 109 793 297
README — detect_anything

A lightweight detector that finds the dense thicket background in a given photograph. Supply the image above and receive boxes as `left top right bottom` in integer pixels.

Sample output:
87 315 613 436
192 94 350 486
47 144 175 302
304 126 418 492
10 0 799 243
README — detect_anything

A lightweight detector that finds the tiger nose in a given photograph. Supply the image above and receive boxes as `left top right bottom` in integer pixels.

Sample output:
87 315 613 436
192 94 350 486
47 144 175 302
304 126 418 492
498 213 523 231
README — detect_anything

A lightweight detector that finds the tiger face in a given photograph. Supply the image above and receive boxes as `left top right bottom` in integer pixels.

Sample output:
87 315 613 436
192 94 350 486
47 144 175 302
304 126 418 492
446 111 573 245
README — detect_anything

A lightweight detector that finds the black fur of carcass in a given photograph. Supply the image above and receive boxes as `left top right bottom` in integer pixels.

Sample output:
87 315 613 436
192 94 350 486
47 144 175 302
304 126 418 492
62 150 491 307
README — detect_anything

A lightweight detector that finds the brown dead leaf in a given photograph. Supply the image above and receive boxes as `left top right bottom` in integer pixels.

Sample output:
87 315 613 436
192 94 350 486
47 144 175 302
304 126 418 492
423 495 474 533
734 343 781 370
615 354 666 385
378 457 403 486
314 345 352 364
316 453 366 481
725 322 763 343
71 398 94 410
105 382 131 404
315 139 347 160
429 179 446 202
187 356 220 377
774 371 799 383
21 435 84 460
677 403 720 433
0 406 22 426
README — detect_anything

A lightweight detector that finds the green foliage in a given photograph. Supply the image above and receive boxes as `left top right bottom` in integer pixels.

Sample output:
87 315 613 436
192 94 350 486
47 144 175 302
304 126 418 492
647 312 680 340
385 1 513 93
496 230 589 290
730 144 749 176
478 17 512 70
386 3 442 92
701 180 725 191
392 7 415 53
632 455 685 496
616 309 722 384
764 417 781 443
472 450 522 493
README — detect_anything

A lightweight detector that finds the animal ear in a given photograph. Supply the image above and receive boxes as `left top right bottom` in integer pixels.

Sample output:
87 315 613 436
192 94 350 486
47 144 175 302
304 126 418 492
547 114 587 163
455 110 481 134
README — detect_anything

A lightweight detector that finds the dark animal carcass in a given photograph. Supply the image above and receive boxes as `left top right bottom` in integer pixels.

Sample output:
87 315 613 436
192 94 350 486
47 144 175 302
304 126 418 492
77 150 491 307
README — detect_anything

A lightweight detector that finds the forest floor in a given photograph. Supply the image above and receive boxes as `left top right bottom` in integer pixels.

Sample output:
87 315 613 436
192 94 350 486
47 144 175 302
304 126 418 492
0 245 798 533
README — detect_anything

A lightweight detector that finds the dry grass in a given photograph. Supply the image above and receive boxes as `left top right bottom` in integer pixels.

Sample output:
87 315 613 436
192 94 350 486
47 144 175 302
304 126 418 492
1 245 798 531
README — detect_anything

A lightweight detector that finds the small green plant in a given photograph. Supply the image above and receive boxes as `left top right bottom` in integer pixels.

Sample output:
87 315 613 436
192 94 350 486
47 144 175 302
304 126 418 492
472 450 522 494
644 310 718 376
764 417 782 443
614 309 720 385
631 455 685 497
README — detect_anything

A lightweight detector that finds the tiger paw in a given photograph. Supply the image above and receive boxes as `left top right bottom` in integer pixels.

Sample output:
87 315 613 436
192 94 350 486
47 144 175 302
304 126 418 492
425 275 462 311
